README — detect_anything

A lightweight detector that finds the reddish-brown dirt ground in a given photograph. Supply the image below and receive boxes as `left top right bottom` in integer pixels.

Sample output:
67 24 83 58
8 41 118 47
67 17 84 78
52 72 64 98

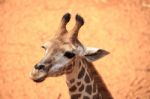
0 0 150 99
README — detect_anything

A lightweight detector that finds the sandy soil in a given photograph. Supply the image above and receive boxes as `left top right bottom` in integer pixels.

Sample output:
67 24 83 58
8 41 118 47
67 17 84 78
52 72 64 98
0 0 150 99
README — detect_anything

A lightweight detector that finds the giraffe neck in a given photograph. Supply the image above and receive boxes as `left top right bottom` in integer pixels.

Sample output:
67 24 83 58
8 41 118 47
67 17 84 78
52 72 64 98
66 58 102 99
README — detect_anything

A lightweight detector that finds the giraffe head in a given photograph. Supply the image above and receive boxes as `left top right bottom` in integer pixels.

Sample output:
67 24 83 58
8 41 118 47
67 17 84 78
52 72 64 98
30 13 109 82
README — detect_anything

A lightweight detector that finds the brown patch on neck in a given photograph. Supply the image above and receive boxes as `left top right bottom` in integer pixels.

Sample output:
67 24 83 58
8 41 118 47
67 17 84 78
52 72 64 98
78 67 85 79
69 85 77 92
79 84 84 92
85 85 92 95
83 96 90 99
77 81 81 86
84 74 91 83
71 93 81 99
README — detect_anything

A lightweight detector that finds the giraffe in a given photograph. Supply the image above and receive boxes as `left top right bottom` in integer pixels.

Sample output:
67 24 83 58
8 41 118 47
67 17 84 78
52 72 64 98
30 13 113 99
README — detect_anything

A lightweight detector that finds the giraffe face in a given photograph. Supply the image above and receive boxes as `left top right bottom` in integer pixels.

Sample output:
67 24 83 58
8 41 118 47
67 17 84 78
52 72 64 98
30 13 109 82
30 40 109 82
30 39 79 82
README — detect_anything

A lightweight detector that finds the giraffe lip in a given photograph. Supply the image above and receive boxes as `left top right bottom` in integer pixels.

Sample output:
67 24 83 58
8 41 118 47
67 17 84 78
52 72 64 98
33 77 45 83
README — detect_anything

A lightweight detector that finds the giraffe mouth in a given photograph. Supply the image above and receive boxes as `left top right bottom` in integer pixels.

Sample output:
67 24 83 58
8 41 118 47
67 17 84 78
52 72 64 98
33 77 45 83
30 69 48 83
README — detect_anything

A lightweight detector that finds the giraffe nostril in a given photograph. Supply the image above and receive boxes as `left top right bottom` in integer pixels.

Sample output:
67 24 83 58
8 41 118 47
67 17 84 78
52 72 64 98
34 64 45 70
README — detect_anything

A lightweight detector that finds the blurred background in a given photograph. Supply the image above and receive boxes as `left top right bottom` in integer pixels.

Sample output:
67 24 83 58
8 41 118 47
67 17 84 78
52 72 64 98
0 0 150 99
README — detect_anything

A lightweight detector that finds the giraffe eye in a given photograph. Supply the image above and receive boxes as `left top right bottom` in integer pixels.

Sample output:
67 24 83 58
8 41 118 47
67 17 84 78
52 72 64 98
64 51 75 58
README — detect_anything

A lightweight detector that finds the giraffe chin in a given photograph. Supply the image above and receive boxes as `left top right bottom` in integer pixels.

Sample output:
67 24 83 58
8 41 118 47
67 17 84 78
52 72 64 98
33 77 45 83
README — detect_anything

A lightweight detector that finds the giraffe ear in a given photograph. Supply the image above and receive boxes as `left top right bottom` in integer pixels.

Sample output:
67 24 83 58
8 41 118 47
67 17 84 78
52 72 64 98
84 47 109 61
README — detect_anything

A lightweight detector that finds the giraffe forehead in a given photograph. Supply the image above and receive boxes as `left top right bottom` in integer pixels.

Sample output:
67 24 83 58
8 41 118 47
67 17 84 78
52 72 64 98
43 43 76 59
50 44 74 52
